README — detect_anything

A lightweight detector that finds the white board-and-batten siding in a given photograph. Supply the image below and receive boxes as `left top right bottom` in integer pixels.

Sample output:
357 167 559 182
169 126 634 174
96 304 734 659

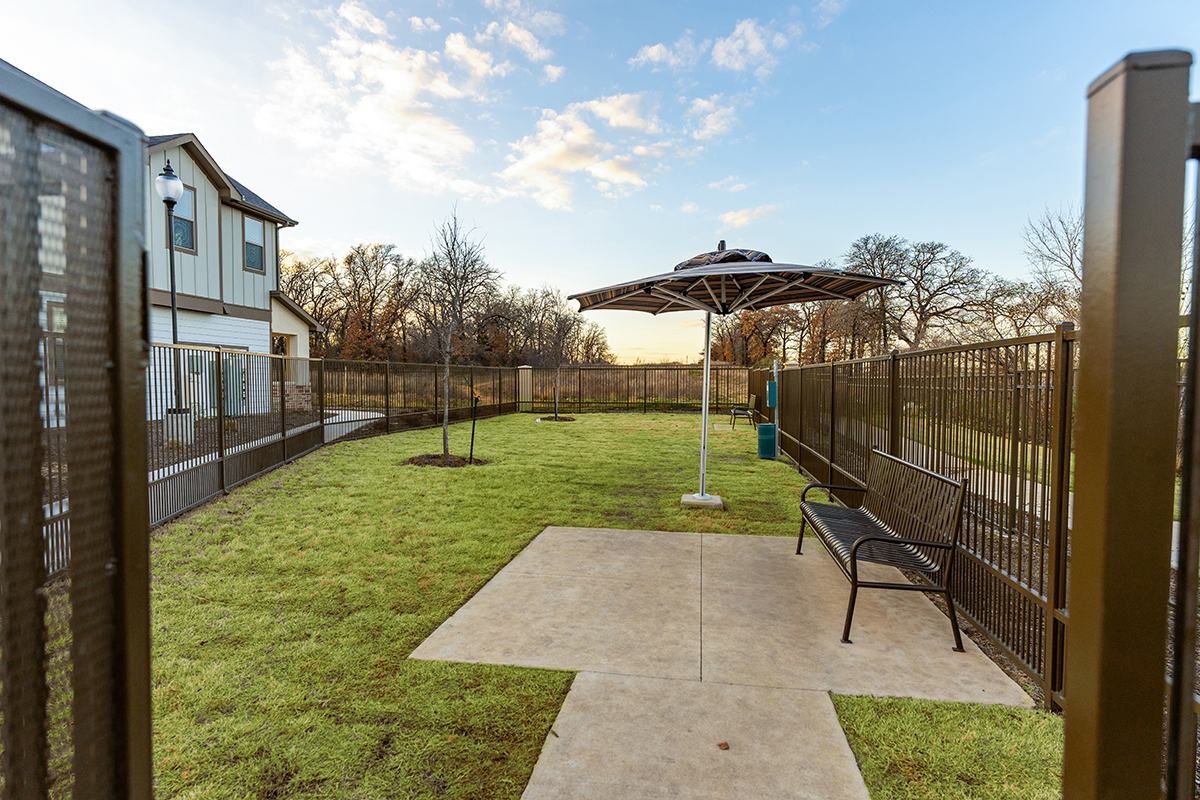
144 147 277 312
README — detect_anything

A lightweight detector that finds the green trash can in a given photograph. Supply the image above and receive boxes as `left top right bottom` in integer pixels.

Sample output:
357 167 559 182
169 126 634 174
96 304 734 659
757 423 776 459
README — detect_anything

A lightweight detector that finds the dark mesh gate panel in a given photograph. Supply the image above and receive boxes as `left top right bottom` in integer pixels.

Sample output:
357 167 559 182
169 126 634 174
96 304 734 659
1 60 151 800
0 93 51 800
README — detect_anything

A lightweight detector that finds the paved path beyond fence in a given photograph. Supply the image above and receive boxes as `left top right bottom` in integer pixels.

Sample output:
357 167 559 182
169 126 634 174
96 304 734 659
411 527 1032 798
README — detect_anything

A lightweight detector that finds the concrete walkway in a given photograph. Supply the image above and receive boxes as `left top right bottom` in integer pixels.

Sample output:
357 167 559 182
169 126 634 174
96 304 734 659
411 526 1032 799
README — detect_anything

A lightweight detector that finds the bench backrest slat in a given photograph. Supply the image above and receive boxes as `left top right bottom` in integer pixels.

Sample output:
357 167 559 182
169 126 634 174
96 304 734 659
861 450 965 572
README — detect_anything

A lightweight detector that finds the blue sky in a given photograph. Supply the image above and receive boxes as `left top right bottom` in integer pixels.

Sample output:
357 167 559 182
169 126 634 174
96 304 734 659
2 0 1197 361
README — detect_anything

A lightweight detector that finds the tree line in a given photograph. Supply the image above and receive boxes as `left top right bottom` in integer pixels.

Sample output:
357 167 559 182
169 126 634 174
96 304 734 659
280 223 615 369
712 206 1094 366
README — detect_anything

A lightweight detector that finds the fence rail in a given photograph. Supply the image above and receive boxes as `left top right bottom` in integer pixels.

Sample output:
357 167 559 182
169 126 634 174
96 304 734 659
756 323 1077 708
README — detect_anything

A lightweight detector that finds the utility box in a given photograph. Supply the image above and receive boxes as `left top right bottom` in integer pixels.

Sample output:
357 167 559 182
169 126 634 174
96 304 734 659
766 380 778 408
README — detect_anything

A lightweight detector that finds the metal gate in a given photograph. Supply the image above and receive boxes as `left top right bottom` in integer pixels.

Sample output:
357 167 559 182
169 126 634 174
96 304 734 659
0 59 151 799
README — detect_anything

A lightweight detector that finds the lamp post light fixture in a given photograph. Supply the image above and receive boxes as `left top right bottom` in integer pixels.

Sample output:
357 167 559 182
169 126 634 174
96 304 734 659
154 159 193 445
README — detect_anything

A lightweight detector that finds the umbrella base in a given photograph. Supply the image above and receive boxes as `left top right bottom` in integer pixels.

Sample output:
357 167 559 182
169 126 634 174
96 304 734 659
681 493 724 511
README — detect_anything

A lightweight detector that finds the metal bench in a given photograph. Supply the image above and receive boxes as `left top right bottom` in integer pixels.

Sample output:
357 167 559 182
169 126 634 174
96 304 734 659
797 449 968 651
730 393 757 429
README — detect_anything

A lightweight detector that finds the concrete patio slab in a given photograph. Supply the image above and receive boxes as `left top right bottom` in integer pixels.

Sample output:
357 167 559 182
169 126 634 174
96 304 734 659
700 534 1031 705
411 529 701 679
504 526 700 584
521 672 869 800
413 526 1031 707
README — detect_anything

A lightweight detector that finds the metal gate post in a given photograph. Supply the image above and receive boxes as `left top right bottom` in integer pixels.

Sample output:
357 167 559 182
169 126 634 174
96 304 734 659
1063 49 1192 800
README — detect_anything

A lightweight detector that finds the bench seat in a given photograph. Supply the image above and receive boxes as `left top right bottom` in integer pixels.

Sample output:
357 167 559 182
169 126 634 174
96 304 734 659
797 449 968 651
800 502 940 573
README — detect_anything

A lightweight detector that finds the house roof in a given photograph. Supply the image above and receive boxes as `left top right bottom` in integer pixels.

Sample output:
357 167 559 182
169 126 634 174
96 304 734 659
270 290 324 333
147 133 298 227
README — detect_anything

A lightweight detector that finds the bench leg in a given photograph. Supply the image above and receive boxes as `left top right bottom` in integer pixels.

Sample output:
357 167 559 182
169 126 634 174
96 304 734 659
945 590 965 652
796 518 806 555
841 582 858 644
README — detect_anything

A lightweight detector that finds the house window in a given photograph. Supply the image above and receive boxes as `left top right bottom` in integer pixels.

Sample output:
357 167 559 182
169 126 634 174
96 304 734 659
171 186 196 253
272 334 288 356
244 217 264 273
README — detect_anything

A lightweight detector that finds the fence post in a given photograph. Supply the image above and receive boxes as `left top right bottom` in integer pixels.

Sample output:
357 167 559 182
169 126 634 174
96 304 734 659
216 349 227 493
384 361 391 434
888 350 901 457
1063 50 1192 800
517 365 532 413
828 362 836 483
278 357 287 456
643 369 648 414
318 358 325 442
1046 322 1075 711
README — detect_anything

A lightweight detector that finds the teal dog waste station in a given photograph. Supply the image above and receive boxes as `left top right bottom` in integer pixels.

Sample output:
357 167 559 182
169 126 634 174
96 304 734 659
759 379 778 459
758 423 777 459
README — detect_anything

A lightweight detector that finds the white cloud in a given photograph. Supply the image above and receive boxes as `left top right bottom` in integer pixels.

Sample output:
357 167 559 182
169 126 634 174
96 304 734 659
579 93 661 132
711 19 791 78
482 0 565 34
720 204 779 228
813 0 849 28
709 175 751 192
444 32 512 78
498 108 612 210
338 0 388 35
409 16 440 32
686 95 738 140
256 3 489 196
676 144 704 159
500 21 552 60
499 96 665 209
628 31 709 71
541 64 566 83
650 204 663 211
681 201 699 213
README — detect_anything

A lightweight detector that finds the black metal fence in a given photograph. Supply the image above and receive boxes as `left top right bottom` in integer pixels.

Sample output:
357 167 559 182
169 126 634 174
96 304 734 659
143 347 519 528
757 323 1077 709
525 365 748 414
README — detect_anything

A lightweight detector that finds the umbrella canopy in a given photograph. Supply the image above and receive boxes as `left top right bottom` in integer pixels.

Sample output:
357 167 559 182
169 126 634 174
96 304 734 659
569 244 901 507
569 249 897 316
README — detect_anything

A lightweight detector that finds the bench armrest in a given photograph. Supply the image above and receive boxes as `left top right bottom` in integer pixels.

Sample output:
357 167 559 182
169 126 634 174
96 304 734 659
801 483 867 502
848 535 951 559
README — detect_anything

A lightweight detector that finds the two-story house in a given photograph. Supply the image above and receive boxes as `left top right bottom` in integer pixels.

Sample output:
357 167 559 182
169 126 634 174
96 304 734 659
145 133 321 358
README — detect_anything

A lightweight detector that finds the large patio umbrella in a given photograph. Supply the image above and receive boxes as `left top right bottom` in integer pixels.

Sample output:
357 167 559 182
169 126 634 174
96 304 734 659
569 242 900 508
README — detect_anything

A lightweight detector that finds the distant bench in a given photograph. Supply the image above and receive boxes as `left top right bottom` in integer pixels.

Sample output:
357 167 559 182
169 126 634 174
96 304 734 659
730 393 756 429
797 449 968 652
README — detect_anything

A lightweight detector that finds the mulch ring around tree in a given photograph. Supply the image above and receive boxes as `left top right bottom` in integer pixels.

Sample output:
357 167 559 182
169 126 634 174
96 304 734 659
401 454 490 467
536 417 576 422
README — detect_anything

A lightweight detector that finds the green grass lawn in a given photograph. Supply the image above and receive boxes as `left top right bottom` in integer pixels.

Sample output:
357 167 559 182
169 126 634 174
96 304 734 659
150 413 810 798
832 695 1063 800
149 412 1063 798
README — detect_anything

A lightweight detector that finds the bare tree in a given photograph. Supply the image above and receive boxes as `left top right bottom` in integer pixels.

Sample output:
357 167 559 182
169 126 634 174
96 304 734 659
414 209 502 457
844 234 907 352
1023 203 1084 325
892 241 990 348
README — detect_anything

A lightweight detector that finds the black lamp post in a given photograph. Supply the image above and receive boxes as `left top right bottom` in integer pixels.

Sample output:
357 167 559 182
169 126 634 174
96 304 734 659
154 160 185 411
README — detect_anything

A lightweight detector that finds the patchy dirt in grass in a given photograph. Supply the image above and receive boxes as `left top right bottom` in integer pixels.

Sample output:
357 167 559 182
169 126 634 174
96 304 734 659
535 416 576 422
401 454 491 467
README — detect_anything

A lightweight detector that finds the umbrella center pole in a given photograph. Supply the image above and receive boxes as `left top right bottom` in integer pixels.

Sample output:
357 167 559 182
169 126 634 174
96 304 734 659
699 311 712 497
